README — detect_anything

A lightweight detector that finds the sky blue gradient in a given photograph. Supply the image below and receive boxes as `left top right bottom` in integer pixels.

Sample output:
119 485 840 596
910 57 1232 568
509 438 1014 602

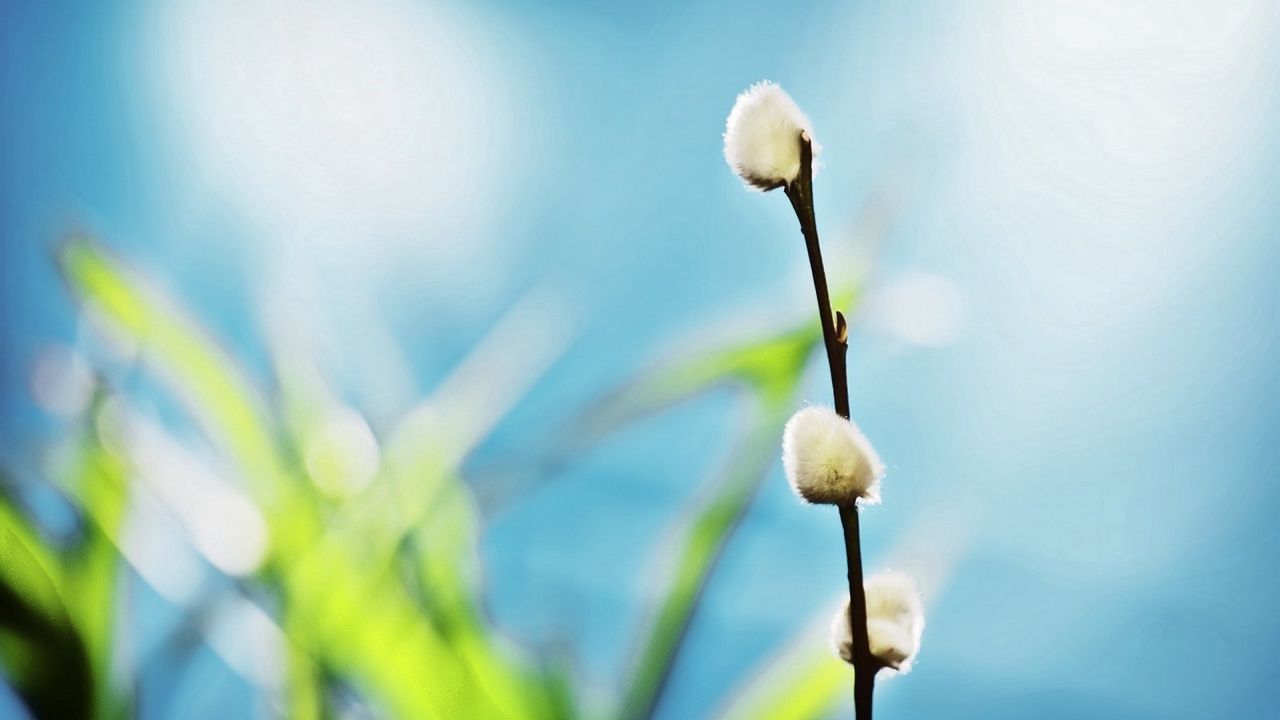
3 1 1280 718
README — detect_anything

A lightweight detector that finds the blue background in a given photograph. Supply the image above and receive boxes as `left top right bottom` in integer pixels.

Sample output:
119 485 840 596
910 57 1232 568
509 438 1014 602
3 1 1279 718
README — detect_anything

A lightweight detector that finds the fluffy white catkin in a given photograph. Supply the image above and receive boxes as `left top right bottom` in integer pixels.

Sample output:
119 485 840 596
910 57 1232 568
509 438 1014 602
781 405 883 505
864 570 924 628
831 571 925 673
723 81 818 190
866 617 916 670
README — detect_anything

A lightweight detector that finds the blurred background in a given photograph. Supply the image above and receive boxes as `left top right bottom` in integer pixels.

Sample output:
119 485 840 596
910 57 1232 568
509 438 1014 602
2 1 1279 718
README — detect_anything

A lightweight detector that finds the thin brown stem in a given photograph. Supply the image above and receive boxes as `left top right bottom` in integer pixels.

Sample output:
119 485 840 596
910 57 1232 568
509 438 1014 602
784 132 876 719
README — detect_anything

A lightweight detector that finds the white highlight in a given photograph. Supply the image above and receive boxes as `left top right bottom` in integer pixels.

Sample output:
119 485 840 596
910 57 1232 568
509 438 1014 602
948 0 1279 337
101 401 269 576
832 571 926 673
206 595 287 690
781 406 884 505
119 495 205 606
304 404 381 500
724 81 817 190
864 273 966 347
147 0 520 266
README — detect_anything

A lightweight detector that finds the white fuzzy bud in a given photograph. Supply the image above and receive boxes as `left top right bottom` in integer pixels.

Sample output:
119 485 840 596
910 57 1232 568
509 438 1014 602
723 81 818 191
864 570 924 628
781 406 883 505
831 571 925 673
867 617 916 669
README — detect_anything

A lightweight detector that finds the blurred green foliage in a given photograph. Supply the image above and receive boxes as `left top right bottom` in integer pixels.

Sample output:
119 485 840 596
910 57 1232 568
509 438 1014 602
0 238 861 718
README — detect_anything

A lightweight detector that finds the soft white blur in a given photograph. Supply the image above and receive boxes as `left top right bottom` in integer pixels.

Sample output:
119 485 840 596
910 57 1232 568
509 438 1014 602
97 399 269 577
144 0 531 279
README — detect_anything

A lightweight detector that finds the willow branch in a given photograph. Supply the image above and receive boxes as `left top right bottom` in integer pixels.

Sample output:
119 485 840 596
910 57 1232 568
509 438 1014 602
783 133 877 719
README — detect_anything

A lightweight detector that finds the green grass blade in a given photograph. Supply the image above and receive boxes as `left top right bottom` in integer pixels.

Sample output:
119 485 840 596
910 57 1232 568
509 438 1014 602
575 324 819 445
64 446 127 712
618 387 799 720
0 497 96 719
58 238 291 507
720 655 847 720
712 603 852 720
612 292 862 720
0 499 66 622
412 482 571 720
